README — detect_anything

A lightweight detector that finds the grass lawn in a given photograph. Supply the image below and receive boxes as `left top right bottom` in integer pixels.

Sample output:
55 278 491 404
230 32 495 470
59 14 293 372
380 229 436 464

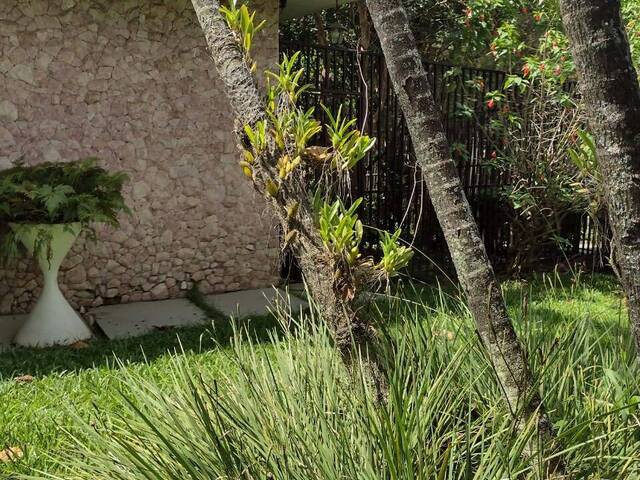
0 273 636 477
0 312 279 477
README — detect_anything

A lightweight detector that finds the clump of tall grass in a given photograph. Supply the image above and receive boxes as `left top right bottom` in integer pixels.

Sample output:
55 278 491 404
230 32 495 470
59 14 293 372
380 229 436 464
49 279 639 479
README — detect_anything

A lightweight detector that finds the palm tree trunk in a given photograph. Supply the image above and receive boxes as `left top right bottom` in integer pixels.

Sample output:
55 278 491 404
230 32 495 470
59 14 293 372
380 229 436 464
364 0 563 470
560 0 640 358
190 0 388 401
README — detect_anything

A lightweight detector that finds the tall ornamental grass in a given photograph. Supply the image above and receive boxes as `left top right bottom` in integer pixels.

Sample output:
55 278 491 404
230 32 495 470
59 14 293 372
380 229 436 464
46 278 639 479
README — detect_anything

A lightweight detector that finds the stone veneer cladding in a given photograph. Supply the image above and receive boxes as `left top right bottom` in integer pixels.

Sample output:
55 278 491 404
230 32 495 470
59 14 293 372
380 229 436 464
0 0 281 314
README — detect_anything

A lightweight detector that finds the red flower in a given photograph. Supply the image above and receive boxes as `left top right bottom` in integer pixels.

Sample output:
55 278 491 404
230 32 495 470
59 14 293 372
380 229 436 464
487 99 496 110
533 13 542 22
522 64 531 76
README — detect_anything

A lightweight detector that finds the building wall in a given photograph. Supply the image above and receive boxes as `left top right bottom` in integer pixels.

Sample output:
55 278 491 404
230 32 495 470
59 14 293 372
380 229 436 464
0 0 280 314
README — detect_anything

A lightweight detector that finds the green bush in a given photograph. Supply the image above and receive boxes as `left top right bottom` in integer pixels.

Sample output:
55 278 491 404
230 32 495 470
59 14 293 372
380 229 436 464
52 282 640 479
0 158 128 226
0 158 129 261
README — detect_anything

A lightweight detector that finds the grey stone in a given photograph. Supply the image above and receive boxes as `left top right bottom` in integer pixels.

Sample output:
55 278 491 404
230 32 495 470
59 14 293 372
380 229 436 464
8 64 35 85
0 100 18 122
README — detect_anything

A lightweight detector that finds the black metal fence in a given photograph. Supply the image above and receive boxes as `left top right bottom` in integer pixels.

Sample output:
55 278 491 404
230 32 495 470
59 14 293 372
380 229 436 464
280 43 609 276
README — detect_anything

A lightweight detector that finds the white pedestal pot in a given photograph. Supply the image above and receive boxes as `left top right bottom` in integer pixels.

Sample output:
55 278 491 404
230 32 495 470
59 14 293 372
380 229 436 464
10 223 92 347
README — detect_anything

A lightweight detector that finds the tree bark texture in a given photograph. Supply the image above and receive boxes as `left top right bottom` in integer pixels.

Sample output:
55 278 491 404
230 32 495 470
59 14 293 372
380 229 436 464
560 0 640 357
357 1 373 51
365 0 563 465
313 13 329 47
190 0 388 401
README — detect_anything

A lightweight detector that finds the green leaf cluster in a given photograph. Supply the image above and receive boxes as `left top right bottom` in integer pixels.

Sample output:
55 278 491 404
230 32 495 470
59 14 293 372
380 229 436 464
220 1 266 72
0 158 129 226
316 197 413 276
0 158 129 263
376 229 415 278
266 52 311 107
323 105 376 171
241 53 375 200
318 198 364 266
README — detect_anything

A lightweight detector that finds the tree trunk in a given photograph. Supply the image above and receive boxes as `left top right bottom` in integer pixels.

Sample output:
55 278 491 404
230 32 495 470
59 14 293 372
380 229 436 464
313 13 329 47
357 1 373 51
190 0 388 401
560 0 640 358
365 0 563 470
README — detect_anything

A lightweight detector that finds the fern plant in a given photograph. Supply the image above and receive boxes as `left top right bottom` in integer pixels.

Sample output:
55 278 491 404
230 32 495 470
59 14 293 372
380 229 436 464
0 158 129 262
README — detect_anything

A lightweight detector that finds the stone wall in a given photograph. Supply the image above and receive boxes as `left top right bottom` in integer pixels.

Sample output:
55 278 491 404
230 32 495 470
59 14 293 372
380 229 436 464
0 0 281 314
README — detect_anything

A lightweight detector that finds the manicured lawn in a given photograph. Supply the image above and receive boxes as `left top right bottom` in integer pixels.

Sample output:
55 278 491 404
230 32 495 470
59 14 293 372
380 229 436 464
0 314 278 477
0 273 635 477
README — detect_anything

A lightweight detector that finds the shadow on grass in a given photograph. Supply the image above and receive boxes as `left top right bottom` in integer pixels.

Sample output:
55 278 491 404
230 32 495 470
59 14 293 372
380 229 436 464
0 272 624 379
0 313 281 379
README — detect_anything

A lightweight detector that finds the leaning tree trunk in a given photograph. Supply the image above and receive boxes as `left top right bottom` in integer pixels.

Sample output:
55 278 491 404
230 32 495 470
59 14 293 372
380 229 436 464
560 0 640 358
365 0 563 469
190 0 388 401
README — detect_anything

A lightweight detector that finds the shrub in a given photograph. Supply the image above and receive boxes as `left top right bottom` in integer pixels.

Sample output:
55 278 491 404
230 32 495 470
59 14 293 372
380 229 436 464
455 28 601 272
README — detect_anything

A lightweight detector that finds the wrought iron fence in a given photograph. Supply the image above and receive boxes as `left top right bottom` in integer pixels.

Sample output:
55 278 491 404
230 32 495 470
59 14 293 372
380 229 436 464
279 42 609 277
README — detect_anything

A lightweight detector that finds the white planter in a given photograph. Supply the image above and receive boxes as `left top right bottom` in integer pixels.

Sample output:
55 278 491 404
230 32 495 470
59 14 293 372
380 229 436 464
10 223 92 347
